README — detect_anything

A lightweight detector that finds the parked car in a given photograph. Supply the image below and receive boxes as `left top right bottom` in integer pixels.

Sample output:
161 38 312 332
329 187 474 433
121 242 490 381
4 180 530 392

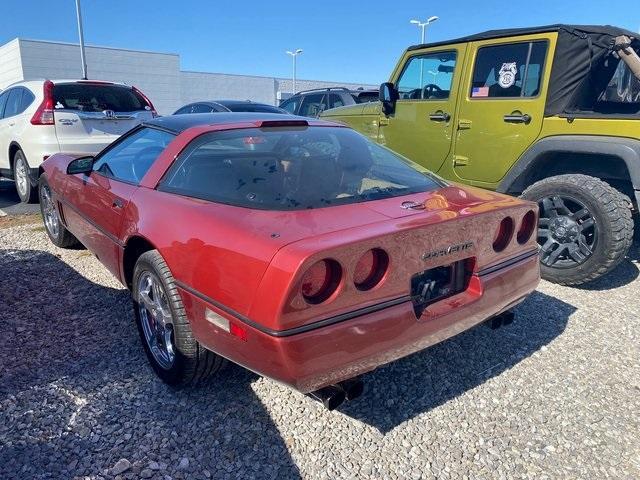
0 79 156 203
174 100 287 115
321 24 640 286
279 87 378 117
38 113 539 408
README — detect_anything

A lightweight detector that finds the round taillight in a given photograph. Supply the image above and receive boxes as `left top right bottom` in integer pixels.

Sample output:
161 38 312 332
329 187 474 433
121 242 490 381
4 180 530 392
517 210 536 244
301 259 341 304
354 248 389 291
493 217 514 252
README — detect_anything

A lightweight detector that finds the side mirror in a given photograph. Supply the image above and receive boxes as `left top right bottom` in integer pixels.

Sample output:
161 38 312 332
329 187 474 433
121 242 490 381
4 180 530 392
379 82 398 116
66 156 94 175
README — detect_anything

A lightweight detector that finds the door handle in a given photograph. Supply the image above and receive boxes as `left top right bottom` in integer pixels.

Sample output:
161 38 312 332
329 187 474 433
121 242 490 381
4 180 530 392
503 112 531 124
112 198 125 209
429 110 451 122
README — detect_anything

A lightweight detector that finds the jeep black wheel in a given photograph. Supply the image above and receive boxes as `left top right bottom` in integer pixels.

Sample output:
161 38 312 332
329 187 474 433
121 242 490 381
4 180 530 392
521 174 633 286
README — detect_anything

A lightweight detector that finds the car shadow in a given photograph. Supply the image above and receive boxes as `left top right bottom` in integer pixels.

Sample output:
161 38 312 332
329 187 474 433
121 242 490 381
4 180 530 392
338 290 575 433
0 249 301 479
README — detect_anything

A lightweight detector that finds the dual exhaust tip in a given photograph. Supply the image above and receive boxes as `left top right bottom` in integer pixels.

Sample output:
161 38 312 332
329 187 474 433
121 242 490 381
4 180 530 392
309 377 364 410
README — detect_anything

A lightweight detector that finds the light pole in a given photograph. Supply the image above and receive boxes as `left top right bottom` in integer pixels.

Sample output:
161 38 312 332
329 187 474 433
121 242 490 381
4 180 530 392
410 16 438 92
75 0 88 79
409 16 439 44
286 49 303 94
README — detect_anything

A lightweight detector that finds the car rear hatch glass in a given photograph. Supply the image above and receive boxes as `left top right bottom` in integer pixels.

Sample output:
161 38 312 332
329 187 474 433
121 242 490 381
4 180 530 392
53 82 154 152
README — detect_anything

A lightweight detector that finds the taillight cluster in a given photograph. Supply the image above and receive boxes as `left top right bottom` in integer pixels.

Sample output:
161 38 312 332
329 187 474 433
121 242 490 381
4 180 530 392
492 210 536 252
300 249 389 305
30 80 55 126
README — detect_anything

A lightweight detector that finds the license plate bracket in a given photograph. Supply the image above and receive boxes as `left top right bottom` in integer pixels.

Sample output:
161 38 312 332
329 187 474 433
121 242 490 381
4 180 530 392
410 258 473 317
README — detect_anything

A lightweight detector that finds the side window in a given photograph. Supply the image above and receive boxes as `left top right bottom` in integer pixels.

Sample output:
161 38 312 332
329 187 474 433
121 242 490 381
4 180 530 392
3 89 23 118
92 127 175 184
174 106 192 115
470 41 548 98
0 91 9 119
298 93 326 117
279 98 297 114
18 88 35 114
192 103 213 113
329 94 345 109
396 51 457 100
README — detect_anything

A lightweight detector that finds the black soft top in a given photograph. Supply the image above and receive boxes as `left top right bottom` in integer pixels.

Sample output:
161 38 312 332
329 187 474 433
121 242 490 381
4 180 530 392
408 24 640 116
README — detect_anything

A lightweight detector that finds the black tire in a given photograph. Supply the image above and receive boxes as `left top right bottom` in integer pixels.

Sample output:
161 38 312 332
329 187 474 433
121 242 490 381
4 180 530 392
132 250 225 386
521 174 633 286
13 150 38 203
38 176 80 248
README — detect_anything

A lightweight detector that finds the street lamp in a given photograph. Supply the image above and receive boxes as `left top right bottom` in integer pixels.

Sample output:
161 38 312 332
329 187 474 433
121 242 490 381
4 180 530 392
410 16 439 94
286 49 303 94
75 0 88 79
409 16 439 44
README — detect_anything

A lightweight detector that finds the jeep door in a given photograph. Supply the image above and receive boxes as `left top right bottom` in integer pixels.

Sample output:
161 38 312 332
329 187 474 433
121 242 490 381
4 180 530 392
380 44 466 173
451 34 555 186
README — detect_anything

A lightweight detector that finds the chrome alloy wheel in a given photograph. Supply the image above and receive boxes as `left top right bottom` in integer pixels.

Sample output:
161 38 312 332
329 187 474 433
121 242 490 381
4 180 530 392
137 271 175 369
15 156 29 198
40 184 60 238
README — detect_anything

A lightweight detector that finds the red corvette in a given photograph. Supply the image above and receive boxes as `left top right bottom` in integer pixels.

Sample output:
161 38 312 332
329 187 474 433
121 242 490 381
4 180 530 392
39 113 540 408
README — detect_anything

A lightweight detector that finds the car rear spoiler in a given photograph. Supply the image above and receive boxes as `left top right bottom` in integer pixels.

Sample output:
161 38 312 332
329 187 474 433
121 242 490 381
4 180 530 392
615 35 640 81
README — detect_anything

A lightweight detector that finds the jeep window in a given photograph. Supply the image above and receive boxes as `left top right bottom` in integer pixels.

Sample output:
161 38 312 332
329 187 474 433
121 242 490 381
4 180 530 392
597 59 640 108
298 93 326 117
159 126 443 210
470 41 547 98
396 51 457 100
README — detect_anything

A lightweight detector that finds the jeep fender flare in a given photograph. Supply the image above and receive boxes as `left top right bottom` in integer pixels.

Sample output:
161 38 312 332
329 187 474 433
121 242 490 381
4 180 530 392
496 135 640 205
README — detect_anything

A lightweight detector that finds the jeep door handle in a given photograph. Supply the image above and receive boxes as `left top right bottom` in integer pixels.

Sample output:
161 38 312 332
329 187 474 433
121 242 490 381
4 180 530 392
429 110 451 122
503 112 531 124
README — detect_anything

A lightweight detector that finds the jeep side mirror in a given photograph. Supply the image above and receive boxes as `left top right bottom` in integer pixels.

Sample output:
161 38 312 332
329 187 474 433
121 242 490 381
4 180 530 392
66 156 94 175
379 82 398 116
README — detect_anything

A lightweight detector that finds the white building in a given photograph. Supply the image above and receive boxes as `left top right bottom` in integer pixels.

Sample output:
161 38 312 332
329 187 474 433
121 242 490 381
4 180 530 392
0 38 377 114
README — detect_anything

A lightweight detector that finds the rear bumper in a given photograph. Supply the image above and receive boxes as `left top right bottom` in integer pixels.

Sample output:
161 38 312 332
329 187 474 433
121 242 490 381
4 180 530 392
181 250 540 393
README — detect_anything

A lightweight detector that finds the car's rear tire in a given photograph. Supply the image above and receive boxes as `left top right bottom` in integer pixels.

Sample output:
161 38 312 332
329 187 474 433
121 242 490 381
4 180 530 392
132 250 225 386
521 174 633 286
38 176 80 248
14 150 38 203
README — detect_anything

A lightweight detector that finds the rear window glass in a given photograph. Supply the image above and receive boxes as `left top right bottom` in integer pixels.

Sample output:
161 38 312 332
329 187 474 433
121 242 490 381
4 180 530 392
159 126 443 210
53 83 150 112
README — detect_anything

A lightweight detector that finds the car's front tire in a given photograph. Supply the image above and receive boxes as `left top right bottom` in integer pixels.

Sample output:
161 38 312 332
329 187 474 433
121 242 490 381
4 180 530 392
521 174 633 286
38 176 80 248
14 150 38 203
132 250 225 386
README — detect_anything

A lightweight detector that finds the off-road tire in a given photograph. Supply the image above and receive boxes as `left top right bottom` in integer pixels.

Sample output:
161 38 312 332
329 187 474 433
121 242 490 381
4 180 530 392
14 150 38 203
38 176 80 248
521 174 633 286
132 250 225 386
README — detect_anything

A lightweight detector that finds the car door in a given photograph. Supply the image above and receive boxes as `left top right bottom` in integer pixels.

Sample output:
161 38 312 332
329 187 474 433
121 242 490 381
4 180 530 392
379 44 466 173
0 90 11 171
61 126 175 277
451 34 554 186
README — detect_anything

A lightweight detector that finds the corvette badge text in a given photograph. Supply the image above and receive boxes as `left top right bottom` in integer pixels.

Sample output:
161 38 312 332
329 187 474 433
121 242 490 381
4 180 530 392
422 241 474 261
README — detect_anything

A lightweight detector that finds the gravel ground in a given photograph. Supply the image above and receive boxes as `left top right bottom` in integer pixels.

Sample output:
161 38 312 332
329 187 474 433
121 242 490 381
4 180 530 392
1 220 639 480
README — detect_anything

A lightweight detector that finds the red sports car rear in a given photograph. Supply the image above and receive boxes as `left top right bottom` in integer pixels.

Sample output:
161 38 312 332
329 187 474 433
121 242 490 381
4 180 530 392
38 113 540 408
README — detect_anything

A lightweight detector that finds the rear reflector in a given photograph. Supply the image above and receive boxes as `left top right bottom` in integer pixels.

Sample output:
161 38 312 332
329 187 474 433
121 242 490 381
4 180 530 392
354 248 389 291
301 259 342 304
517 210 536 244
493 217 514 252
205 308 247 341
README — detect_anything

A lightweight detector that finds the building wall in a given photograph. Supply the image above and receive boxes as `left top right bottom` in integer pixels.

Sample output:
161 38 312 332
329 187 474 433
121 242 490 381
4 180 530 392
0 38 377 114
0 39 24 89
17 39 181 114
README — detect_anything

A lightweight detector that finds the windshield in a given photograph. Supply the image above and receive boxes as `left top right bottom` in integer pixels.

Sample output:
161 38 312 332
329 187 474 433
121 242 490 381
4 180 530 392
53 83 150 112
159 126 444 210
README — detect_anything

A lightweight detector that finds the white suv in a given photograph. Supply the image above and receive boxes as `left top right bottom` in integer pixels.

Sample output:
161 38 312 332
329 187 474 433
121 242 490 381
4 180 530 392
0 79 157 203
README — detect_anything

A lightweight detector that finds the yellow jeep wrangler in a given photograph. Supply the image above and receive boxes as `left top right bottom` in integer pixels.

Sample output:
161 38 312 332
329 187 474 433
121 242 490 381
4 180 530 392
321 24 640 286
